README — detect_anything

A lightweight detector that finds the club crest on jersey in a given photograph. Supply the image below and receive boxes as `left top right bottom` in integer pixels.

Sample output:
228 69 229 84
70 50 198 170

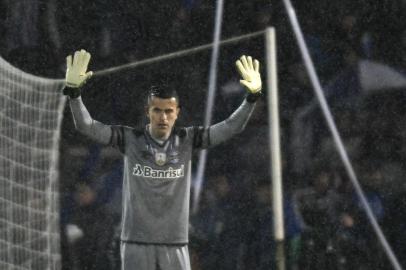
155 152 167 166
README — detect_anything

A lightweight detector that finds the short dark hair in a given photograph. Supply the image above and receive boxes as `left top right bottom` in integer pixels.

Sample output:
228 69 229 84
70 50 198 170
147 84 179 106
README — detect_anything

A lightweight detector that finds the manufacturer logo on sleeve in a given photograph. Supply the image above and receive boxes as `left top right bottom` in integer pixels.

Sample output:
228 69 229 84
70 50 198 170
132 164 184 179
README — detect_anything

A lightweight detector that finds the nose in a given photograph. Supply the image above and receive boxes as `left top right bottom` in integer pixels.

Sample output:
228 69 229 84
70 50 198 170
160 112 168 121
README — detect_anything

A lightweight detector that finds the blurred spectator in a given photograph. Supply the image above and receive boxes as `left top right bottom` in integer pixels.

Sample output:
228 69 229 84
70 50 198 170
293 169 342 270
246 181 303 270
190 173 246 270
66 182 115 270
336 173 386 270
280 62 313 123
60 147 122 270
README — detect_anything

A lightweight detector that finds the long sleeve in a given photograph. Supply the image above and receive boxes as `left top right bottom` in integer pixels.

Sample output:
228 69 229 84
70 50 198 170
206 98 256 147
69 97 113 145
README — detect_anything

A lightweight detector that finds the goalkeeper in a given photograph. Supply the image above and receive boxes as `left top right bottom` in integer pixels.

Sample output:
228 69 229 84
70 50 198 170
64 49 262 270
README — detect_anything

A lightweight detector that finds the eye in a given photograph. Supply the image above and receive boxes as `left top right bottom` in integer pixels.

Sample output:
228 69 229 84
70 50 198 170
165 109 174 114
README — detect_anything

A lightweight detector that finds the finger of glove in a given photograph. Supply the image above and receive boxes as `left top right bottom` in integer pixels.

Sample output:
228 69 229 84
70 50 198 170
254 59 260 72
83 52 91 69
85 71 93 81
73 51 81 68
247 56 254 71
240 55 250 71
66 55 72 70
78 50 87 73
78 50 85 68
240 80 252 90
79 51 91 74
77 72 92 87
236 60 248 79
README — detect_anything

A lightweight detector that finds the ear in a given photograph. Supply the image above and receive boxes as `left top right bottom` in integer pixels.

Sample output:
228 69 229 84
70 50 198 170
176 106 180 117
145 106 149 117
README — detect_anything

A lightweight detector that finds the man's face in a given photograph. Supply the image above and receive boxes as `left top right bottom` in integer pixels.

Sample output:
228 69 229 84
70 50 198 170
147 96 180 140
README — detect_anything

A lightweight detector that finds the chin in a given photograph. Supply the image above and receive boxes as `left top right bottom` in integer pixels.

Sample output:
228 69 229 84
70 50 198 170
157 131 170 139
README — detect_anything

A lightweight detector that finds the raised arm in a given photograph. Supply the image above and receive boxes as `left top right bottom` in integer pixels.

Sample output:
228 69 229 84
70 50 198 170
207 55 263 147
63 50 112 145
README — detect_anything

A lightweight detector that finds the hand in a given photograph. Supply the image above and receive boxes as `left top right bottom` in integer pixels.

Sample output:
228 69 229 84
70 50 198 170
65 49 93 88
235 55 262 94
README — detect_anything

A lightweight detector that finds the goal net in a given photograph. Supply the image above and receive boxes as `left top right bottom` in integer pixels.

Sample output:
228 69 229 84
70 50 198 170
0 56 65 270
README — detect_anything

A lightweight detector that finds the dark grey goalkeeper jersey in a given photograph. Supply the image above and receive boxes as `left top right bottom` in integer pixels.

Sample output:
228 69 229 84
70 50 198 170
113 126 206 244
69 96 256 244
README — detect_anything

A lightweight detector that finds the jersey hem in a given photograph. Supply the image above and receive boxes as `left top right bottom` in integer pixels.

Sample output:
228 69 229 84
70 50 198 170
120 239 189 246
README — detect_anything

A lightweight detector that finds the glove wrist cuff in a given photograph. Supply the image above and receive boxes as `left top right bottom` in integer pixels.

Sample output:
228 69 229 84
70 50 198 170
63 86 81 99
246 91 262 103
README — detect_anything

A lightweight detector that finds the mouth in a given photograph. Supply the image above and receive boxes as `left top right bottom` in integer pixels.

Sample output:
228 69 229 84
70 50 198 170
158 124 169 129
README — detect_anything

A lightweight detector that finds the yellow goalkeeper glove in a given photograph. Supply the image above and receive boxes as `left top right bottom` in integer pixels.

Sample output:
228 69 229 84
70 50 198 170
65 49 93 88
236 55 262 96
64 49 93 98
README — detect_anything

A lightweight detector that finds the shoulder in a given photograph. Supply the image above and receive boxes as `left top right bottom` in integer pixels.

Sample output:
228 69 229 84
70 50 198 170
180 126 210 149
109 125 144 150
130 127 145 137
175 126 207 139
173 126 188 138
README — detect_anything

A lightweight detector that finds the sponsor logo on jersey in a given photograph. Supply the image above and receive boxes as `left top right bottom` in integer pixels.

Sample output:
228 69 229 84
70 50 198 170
132 164 184 179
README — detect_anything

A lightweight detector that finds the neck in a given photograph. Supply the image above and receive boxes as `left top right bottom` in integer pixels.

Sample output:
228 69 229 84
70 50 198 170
148 125 170 141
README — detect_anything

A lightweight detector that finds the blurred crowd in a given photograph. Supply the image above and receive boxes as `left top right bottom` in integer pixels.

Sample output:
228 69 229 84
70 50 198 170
1 0 406 269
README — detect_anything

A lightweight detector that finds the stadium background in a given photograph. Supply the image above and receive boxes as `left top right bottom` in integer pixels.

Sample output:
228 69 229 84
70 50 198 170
1 0 406 269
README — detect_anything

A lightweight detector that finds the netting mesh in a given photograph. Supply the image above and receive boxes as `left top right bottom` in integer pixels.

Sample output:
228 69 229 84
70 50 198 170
0 56 65 270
